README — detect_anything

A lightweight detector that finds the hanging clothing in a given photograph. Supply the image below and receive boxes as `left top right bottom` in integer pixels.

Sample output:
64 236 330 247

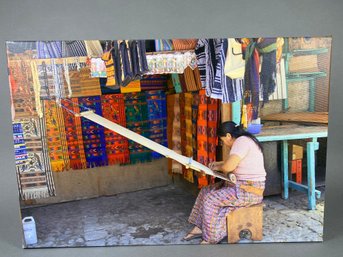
62 40 87 57
183 93 195 183
84 40 103 57
171 94 183 174
36 41 63 59
101 94 130 165
172 39 198 50
102 50 117 87
224 38 245 79
119 40 133 87
195 39 214 90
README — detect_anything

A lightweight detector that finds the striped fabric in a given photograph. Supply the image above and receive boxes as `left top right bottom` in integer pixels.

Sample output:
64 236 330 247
14 118 55 200
183 66 201 92
154 39 174 51
183 93 195 183
171 94 183 174
62 40 87 57
61 98 87 170
171 73 183 93
195 39 215 93
68 66 102 97
140 75 168 91
43 100 70 172
188 180 265 243
167 94 175 174
101 94 130 165
36 41 63 58
13 123 28 165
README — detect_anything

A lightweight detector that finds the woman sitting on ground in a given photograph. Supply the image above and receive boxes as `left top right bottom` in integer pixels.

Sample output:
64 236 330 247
183 121 266 244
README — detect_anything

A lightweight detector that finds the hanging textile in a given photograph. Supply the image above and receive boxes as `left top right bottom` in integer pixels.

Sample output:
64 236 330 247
137 40 149 74
30 60 43 118
178 73 188 93
119 40 134 87
183 66 199 92
84 40 103 57
146 90 167 159
128 40 142 80
90 58 107 78
62 40 87 57
183 93 195 183
101 94 130 165
36 41 63 59
68 65 102 97
167 94 175 174
6 41 36 54
78 96 108 167
224 38 245 79
155 39 174 51
61 98 87 170
140 75 168 91
8 55 37 119
179 93 187 161
171 94 183 174
242 38 261 120
43 100 70 172
191 92 199 163
172 39 198 51
102 50 117 87
124 92 151 164
14 118 55 200
171 73 183 93
193 67 203 90
120 79 141 93
257 37 278 104
13 123 28 165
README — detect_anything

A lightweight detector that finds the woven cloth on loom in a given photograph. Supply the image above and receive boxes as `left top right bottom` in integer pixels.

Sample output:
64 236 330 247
183 93 195 183
197 89 219 187
61 98 87 170
68 66 102 97
14 118 55 200
8 55 37 119
124 92 152 164
140 75 168 91
101 94 130 165
43 100 70 172
167 94 175 174
78 96 108 167
146 90 167 159
170 94 183 174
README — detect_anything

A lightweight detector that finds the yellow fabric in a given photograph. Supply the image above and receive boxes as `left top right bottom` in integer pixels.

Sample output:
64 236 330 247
224 38 245 79
120 80 141 93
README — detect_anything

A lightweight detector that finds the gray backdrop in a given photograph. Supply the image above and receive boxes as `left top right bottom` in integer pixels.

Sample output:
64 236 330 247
0 0 342 256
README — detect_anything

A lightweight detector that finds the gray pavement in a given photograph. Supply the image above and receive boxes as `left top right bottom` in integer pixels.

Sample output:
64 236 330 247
21 184 324 248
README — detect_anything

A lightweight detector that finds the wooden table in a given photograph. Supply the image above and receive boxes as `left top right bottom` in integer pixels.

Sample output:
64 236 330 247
256 125 328 210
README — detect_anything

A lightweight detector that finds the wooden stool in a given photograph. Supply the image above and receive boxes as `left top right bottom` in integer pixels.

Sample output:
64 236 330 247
227 204 263 243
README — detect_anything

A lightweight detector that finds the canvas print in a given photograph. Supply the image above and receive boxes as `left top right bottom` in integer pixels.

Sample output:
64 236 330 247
5 37 331 247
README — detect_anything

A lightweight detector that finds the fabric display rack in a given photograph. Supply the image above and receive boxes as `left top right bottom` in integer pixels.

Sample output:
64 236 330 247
7 37 287 201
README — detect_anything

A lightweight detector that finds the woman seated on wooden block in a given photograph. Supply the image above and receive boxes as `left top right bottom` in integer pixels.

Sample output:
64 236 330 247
183 121 266 244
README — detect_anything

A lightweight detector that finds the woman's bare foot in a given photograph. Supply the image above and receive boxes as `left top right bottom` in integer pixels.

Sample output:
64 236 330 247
183 226 202 241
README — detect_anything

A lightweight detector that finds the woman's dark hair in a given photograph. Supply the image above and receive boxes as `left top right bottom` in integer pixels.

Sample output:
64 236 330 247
217 121 263 152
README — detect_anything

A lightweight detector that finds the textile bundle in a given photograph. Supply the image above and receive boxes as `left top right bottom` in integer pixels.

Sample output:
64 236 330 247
124 92 152 164
61 98 87 170
78 96 108 167
146 90 168 159
43 100 70 172
13 118 55 200
101 94 130 165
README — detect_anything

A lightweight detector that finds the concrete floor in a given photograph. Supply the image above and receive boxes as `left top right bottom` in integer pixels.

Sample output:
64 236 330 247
21 183 324 248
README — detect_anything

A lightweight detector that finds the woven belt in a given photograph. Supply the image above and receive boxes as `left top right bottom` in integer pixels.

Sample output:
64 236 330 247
239 184 264 196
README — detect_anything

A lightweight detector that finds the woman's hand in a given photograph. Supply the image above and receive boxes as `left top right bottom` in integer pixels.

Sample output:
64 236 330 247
208 161 223 171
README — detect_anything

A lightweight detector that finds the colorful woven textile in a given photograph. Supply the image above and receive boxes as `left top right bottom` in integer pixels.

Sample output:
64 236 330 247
78 96 108 167
146 90 167 159
8 56 37 119
61 98 87 170
69 66 102 97
188 180 265 243
62 40 87 57
13 123 28 165
170 94 182 174
124 92 152 164
101 94 130 165
171 74 183 93
172 39 198 50
196 89 219 187
84 40 103 58
167 94 175 174
140 75 168 91
120 79 141 93
14 118 55 200
183 93 194 183
102 50 117 87
43 100 70 172
191 92 199 162
90 57 107 78
183 67 200 92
